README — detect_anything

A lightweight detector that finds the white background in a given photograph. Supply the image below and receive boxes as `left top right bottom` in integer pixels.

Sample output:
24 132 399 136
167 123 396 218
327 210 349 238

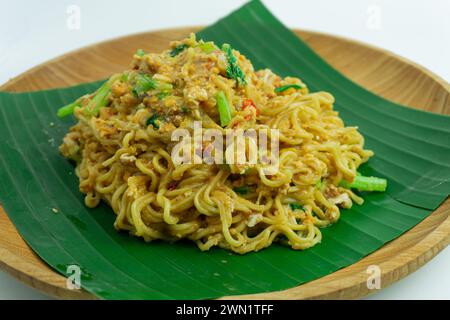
0 0 449 299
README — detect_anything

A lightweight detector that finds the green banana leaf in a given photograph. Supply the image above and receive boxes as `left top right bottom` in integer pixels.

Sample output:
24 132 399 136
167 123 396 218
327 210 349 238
0 0 449 299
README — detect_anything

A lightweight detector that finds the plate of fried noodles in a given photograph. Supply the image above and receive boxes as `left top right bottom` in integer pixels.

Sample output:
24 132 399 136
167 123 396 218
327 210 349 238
57 33 387 254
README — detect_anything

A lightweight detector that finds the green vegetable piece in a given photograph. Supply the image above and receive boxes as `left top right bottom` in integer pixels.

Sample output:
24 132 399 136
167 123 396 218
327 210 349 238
146 113 160 129
132 72 172 97
221 43 246 85
136 49 145 57
121 72 129 82
316 179 324 190
233 186 249 195
133 73 157 96
57 101 80 118
156 92 171 100
216 91 233 127
339 175 387 192
275 84 302 93
58 74 120 118
170 44 188 57
289 203 304 211
84 82 112 116
181 106 189 114
198 41 216 53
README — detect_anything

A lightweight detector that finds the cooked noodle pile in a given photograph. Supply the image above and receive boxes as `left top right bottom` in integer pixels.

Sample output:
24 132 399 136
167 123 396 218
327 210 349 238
60 34 374 254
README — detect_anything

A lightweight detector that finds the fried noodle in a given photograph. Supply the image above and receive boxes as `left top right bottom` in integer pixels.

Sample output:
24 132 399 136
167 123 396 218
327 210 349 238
60 34 374 254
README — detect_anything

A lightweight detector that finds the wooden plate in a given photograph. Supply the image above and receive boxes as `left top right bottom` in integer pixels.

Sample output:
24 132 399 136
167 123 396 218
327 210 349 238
0 27 449 300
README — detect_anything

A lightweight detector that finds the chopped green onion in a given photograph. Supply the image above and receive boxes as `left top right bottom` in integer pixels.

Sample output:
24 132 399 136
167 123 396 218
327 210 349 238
221 43 246 86
339 175 387 192
216 91 233 127
289 203 304 211
170 44 188 57
132 73 173 97
233 186 249 195
136 49 145 57
146 113 160 129
156 92 170 100
275 84 302 93
84 82 112 116
198 41 216 53
133 73 157 96
57 101 80 118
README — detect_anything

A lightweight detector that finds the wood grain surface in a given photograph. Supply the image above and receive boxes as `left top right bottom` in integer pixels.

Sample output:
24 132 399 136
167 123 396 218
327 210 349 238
0 27 449 300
